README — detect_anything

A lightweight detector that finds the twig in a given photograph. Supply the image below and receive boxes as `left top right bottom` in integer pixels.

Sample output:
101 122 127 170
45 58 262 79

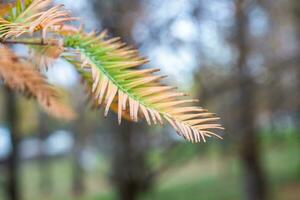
0 39 58 46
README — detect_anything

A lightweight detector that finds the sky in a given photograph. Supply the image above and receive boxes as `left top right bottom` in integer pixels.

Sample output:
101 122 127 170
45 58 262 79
49 0 238 88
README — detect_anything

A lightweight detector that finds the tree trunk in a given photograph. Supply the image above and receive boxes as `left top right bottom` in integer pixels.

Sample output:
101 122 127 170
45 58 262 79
4 87 20 200
234 1 267 200
38 113 52 195
114 122 138 200
72 115 85 196
111 121 151 200
2 2 21 198
72 141 85 196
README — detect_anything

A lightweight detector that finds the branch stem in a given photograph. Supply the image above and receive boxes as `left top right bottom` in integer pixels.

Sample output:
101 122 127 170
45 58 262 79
0 39 57 46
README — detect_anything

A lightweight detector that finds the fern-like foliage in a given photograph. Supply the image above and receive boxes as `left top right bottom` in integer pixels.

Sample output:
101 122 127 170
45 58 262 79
62 29 223 142
0 0 223 143
29 39 64 70
0 0 75 39
65 55 134 122
0 45 75 120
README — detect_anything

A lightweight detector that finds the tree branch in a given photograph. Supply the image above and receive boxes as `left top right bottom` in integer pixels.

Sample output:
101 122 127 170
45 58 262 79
0 39 58 46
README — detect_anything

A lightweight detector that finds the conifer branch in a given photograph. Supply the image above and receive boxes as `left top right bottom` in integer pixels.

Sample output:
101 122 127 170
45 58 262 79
0 45 75 120
0 0 224 142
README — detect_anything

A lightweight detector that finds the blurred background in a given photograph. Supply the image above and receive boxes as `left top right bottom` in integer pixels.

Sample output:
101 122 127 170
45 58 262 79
0 0 300 200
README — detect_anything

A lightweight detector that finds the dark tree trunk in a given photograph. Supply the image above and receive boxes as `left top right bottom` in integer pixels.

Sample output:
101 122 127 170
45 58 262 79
72 115 85 196
38 113 52 195
72 141 85 196
2 2 21 198
111 121 151 200
4 87 20 200
234 1 267 200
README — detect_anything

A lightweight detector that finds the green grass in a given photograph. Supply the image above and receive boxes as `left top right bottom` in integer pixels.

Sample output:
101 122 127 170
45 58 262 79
140 132 300 200
0 131 299 200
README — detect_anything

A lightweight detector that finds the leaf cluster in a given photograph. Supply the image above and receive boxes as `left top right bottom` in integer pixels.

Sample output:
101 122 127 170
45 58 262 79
0 0 223 143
